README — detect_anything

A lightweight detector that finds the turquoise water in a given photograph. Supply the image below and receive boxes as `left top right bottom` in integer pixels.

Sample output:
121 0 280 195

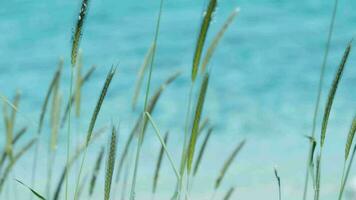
1 0 356 199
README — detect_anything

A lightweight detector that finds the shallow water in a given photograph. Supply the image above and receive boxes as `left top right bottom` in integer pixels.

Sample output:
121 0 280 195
0 0 356 199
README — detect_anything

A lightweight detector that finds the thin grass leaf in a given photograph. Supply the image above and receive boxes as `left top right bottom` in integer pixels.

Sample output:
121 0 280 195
201 8 239 74
105 126 117 200
191 0 217 81
132 43 156 110
50 78 62 151
193 127 213 176
71 0 89 67
274 167 281 200
61 65 96 127
89 146 105 196
344 115 356 161
152 131 169 194
115 71 180 184
187 73 210 174
15 179 46 200
53 128 106 200
314 155 321 200
302 0 339 198
0 138 36 191
223 186 235 200
320 40 352 147
215 139 246 189
145 112 180 181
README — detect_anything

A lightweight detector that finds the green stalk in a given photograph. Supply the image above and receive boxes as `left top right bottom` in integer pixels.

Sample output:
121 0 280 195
129 1 164 199
302 0 339 199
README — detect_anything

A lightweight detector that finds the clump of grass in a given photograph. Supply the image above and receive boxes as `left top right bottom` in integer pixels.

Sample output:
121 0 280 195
191 0 217 81
187 73 210 174
74 67 116 200
152 131 169 195
215 139 246 190
104 126 117 200
15 179 45 200
89 146 105 196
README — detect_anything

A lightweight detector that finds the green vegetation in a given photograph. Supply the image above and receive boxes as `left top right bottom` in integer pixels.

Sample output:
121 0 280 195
0 0 355 200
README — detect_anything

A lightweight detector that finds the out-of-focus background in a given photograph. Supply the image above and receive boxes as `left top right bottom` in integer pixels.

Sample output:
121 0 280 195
0 0 356 199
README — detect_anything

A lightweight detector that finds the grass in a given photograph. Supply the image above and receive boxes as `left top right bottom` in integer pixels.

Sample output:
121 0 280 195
1 0 355 200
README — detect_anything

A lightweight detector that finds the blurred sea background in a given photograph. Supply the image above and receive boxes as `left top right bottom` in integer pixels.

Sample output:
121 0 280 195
0 0 356 199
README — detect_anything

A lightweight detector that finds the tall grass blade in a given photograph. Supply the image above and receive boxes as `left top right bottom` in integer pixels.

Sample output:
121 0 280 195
191 0 217 81
187 73 210 174
75 51 83 117
15 179 46 200
215 139 246 189
344 115 356 161
201 8 239 74
320 40 352 147
193 127 213 176
152 131 169 194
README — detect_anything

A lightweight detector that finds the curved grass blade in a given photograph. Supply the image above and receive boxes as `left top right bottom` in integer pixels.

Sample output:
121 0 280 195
201 8 239 74
320 40 352 147
193 127 213 176
89 146 105 196
152 131 169 194
75 51 83 117
71 0 89 67
145 112 180 181
215 139 246 189
223 186 235 200
191 0 217 81
187 73 210 174
15 179 46 200
132 43 156 110
104 126 117 200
